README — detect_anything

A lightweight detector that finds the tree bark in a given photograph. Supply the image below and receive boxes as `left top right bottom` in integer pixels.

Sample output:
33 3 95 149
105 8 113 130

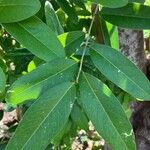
119 28 146 73
119 28 150 150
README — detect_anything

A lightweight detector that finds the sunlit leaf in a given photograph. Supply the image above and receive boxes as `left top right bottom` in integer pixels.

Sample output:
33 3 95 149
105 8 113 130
6 58 78 105
6 82 76 150
101 20 119 49
90 43 150 100
58 31 85 56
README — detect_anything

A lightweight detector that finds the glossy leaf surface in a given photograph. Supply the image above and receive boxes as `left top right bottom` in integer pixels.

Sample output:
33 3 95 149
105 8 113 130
90 43 150 100
2 16 65 62
79 72 136 150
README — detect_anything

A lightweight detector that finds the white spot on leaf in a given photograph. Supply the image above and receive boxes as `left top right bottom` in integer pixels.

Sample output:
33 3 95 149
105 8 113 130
7 90 15 93
122 129 133 138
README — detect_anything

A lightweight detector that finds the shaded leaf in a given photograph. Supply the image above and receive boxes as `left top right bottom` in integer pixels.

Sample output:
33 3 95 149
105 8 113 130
6 82 76 150
0 0 41 23
45 1 64 35
101 3 150 29
58 31 85 56
71 102 89 130
6 58 78 105
129 0 145 3
0 67 6 94
52 120 72 146
90 43 150 100
0 57 7 72
84 0 128 8
2 16 65 62
70 0 86 9
56 0 78 24
79 72 136 150
0 143 6 150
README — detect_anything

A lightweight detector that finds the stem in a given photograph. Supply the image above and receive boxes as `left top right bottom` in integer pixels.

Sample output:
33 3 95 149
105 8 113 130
76 5 99 83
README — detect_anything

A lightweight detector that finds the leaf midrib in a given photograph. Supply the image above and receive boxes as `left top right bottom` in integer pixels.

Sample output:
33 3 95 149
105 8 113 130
91 46 150 96
11 62 76 101
10 83 74 150
66 33 84 48
17 18 61 58
83 73 129 150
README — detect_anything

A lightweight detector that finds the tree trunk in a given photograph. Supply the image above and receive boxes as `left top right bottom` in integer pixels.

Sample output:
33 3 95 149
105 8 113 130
105 28 150 150
119 28 146 73
92 4 150 148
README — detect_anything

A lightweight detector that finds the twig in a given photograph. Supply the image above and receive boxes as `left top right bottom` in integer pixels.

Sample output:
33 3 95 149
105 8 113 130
76 4 99 83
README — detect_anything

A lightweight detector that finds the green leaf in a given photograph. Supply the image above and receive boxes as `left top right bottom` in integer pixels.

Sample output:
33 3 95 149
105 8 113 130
0 57 7 73
101 3 150 29
79 72 136 150
129 0 145 3
52 120 72 146
58 31 85 56
56 0 78 24
0 67 5 95
90 43 150 100
71 102 89 130
6 82 76 150
6 58 78 105
45 1 64 35
101 20 119 49
27 60 36 72
84 0 128 8
0 0 41 23
70 0 86 9
2 16 65 62
0 143 6 150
